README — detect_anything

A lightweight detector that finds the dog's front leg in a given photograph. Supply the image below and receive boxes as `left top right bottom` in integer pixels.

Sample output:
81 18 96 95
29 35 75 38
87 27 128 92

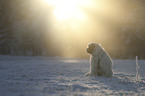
84 72 90 76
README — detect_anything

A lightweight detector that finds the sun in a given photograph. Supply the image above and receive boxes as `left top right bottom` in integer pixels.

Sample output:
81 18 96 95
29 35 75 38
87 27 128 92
53 1 84 20
45 0 91 21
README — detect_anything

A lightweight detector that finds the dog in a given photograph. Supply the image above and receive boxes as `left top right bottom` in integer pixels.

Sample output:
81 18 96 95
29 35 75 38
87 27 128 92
85 43 114 77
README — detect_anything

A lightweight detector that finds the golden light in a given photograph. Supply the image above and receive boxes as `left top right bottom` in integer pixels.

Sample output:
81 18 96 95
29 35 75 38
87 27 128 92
8 0 141 58
45 0 92 21
41 0 130 57
42 0 100 57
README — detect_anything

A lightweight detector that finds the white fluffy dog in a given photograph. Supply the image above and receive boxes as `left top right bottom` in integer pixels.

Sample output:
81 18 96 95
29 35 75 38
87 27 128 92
85 43 114 77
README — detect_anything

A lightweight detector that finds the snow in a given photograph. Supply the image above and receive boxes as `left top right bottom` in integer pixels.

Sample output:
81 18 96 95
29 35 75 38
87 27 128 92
0 55 145 96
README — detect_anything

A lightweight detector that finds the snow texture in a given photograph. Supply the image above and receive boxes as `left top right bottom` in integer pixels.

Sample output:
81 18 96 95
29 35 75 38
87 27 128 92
0 55 145 96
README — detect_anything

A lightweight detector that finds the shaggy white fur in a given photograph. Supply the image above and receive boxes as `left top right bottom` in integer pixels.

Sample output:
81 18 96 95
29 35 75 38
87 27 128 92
85 43 114 77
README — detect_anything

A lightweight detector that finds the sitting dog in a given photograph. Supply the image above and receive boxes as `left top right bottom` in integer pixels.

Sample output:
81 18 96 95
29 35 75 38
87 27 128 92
85 43 114 77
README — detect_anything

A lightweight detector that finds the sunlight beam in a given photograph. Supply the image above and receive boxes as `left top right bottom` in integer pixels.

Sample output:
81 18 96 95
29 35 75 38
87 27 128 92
45 0 91 21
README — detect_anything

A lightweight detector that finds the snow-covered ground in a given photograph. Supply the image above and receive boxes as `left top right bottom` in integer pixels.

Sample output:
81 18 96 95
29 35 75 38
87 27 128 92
0 55 145 96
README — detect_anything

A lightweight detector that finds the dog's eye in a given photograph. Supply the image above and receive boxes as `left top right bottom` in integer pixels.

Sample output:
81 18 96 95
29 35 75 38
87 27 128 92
90 44 95 49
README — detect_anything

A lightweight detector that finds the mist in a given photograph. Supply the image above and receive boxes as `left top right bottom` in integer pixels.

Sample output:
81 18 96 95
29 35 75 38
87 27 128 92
0 0 145 58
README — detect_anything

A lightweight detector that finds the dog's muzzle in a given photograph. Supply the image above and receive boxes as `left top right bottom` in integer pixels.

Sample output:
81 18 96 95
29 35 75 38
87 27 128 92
86 48 93 54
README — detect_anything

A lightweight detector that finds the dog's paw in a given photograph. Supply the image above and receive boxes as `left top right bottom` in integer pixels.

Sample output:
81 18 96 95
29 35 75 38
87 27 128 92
84 72 90 76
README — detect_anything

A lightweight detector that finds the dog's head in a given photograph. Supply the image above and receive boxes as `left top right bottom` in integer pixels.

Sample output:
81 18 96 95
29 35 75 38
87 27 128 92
86 43 102 54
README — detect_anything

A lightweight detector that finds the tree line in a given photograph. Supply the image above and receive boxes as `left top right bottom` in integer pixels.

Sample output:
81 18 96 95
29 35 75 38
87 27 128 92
1 0 145 59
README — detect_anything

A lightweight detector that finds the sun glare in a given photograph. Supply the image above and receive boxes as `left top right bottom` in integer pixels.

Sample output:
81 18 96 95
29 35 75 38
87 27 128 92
41 0 128 57
45 0 91 21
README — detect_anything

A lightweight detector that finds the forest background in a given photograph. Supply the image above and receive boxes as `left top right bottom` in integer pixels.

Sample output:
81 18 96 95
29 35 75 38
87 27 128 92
0 0 145 59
